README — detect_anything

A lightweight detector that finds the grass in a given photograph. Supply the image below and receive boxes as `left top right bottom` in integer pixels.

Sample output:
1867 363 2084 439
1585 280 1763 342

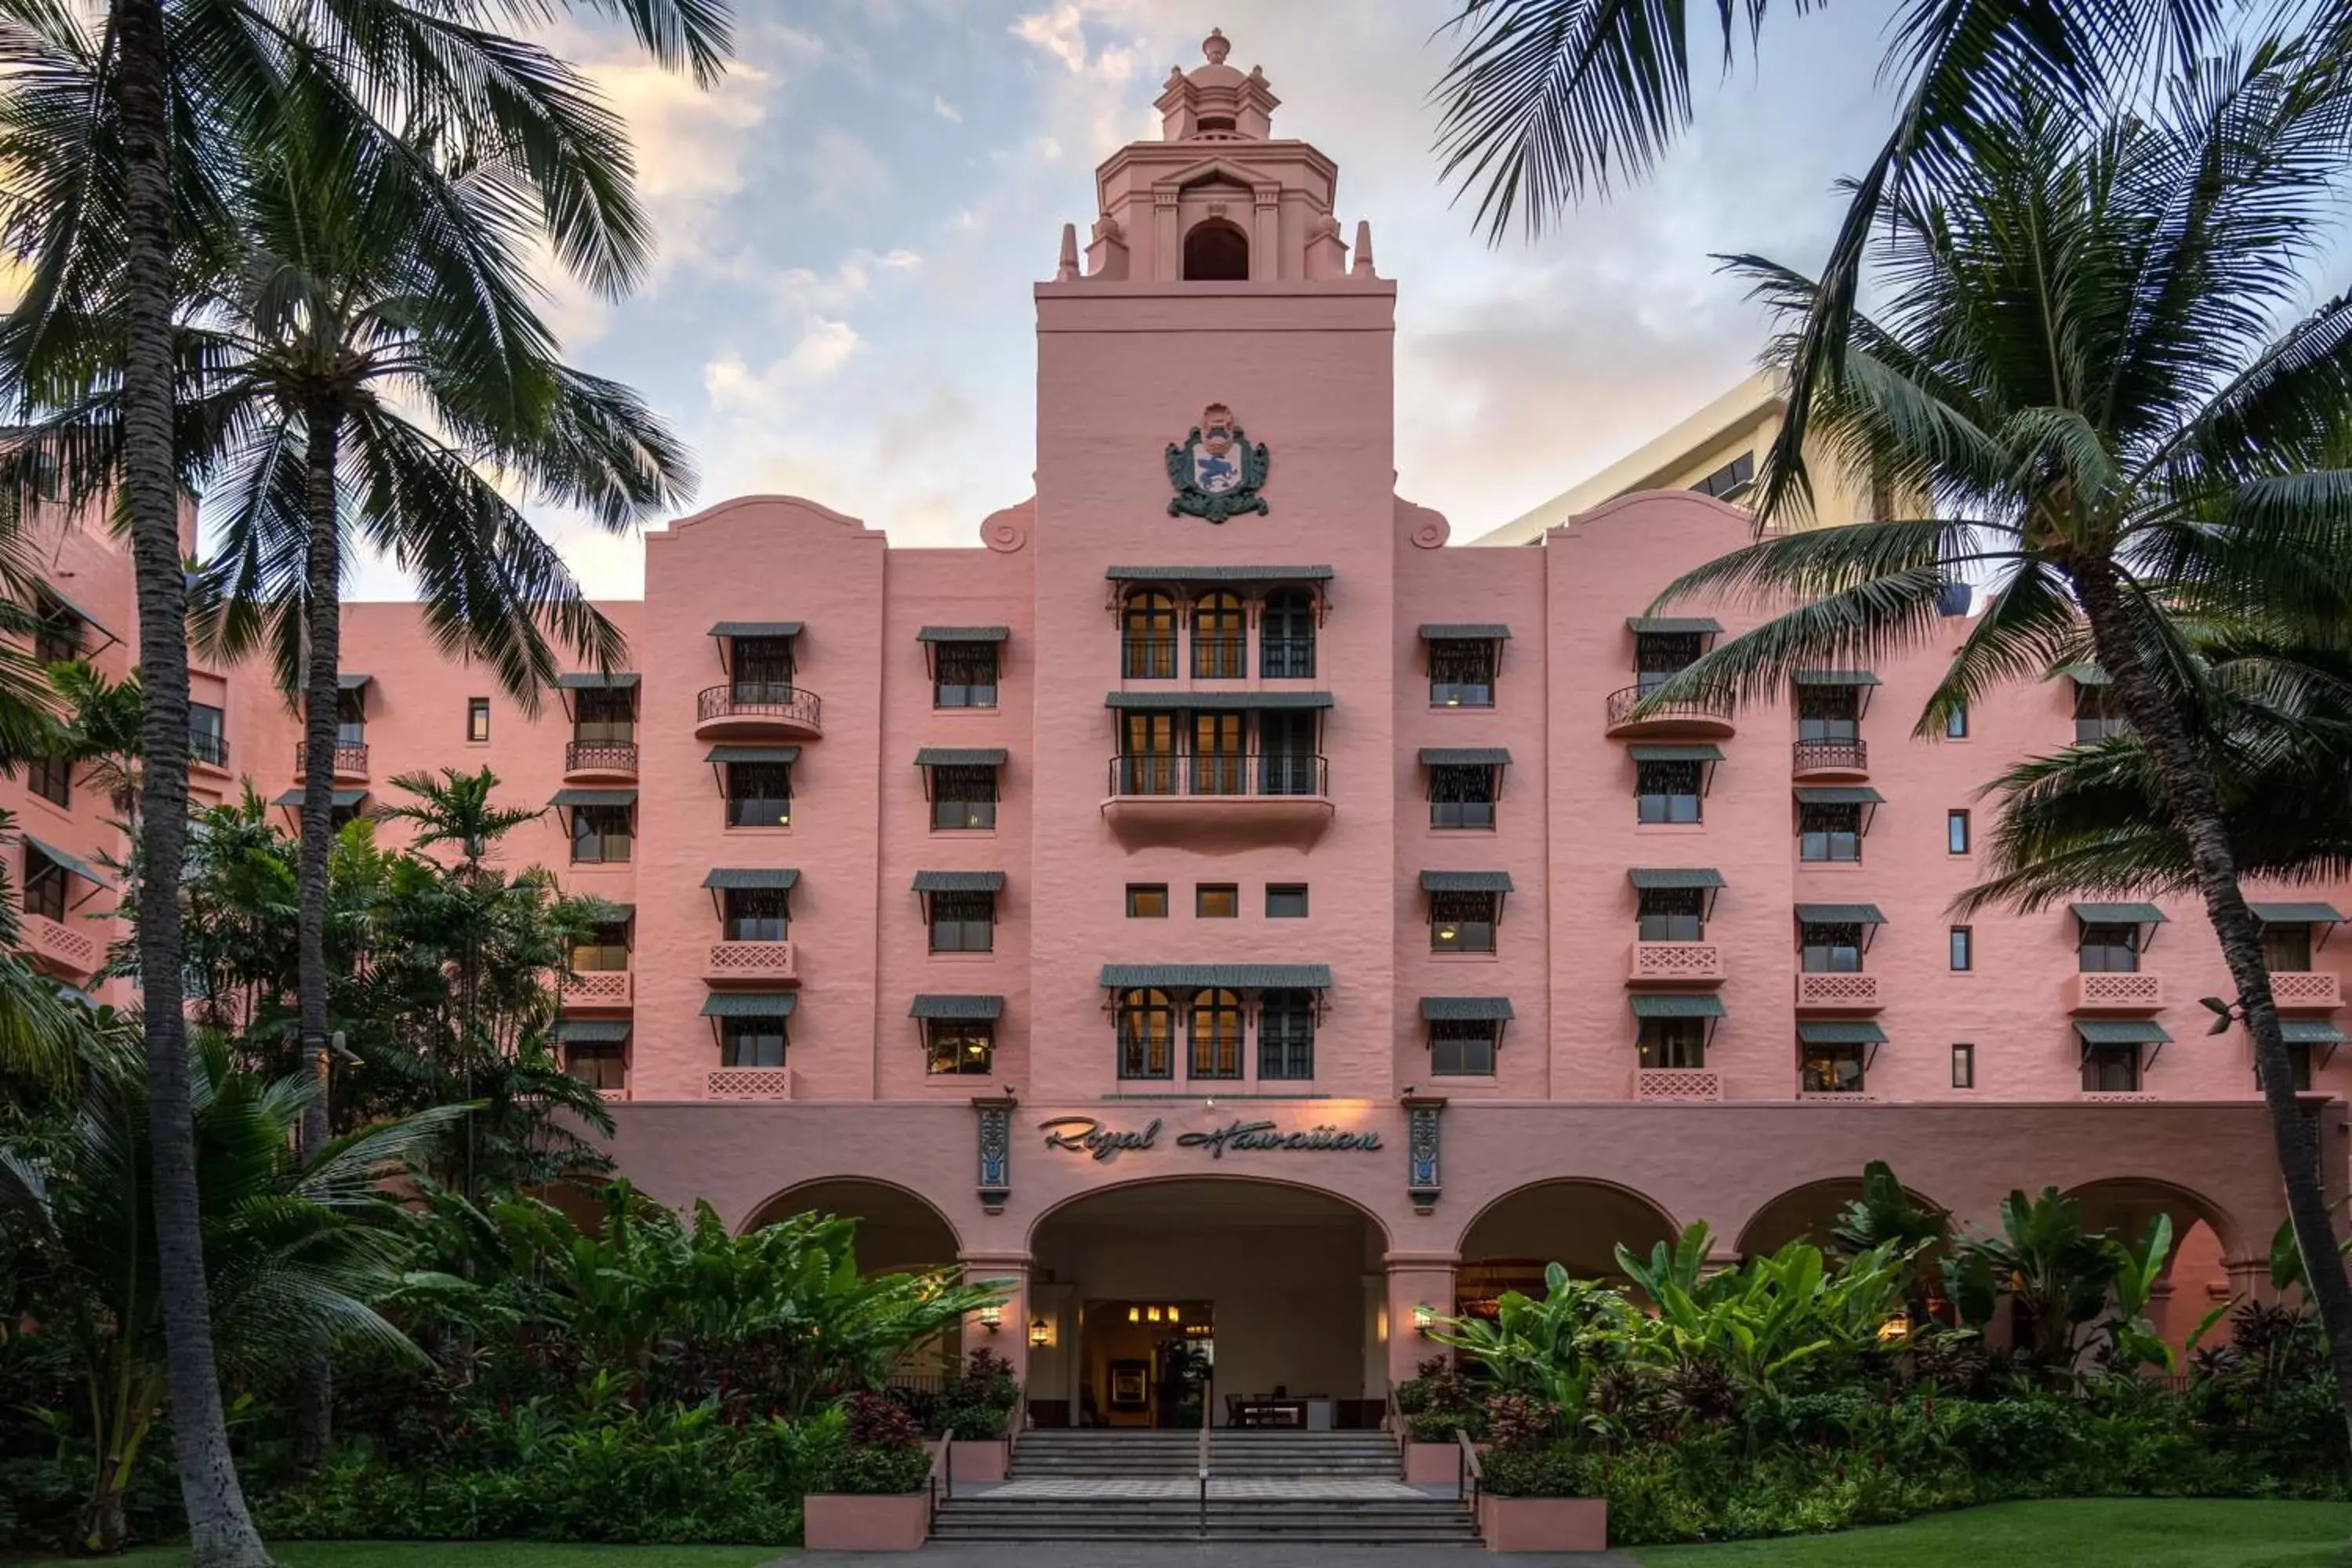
1628 1499 2352 1566
13 1547 786 1567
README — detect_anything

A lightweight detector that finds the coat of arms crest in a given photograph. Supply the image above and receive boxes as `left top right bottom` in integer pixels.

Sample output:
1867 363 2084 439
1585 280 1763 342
1164 403 1271 522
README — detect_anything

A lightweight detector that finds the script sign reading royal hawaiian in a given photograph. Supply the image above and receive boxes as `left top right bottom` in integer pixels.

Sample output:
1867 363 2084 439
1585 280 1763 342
1038 1116 1381 1163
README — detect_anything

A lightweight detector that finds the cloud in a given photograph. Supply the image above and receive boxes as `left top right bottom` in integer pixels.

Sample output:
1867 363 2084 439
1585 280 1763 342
702 319 862 416
934 94 963 122
775 248 924 314
1011 4 1091 71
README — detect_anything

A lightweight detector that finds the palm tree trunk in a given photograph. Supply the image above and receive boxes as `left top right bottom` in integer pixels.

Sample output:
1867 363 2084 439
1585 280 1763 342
111 2 274 1563
291 397 343 1475
2073 561 2352 1448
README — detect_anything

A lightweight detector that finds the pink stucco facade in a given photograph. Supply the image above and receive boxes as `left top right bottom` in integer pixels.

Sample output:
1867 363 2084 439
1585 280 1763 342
9 33 2346 1421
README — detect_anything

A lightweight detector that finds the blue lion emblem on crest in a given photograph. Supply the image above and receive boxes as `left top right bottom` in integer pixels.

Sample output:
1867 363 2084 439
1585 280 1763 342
1165 402 1271 523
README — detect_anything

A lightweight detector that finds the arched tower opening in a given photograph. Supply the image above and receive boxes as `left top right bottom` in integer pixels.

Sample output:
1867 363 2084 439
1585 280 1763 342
1183 218 1250 281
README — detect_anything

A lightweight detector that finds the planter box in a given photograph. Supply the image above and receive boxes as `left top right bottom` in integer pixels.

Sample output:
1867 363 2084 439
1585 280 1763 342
803 1492 928 1552
1479 1494 1609 1553
949 1438 1008 1483
1403 1439 1486 1485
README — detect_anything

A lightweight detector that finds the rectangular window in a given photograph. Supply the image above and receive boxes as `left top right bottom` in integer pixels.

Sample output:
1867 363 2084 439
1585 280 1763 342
1428 640 1497 708
2263 923 2315 973
933 643 999 709
2082 1044 2141 1093
1951 1043 1976 1090
1429 1018 1497 1076
2074 683 2127 742
574 687 636 744
564 1041 626 1091
930 765 998 831
31 603 81 666
1633 632 1704 691
1265 884 1309 919
926 1019 996 1075
1690 450 1755 501
466 697 491 743
720 1015 787 1069
1127 884 1168 918
1196 884 1239 919
1431 891 1498 954
1635 760 1702 824
1798 922 1863 973
731 636 796 699
1429 764 1497 830
928 891 996 953
1258 991 1315 1080
2078 922 2140 973
336 687 366 745
1636 887 1704 942
1636 1017 1706 1070
24 849 67 923
722 887 788 942
725 761 793 828
569 804 632 864
1795 686 1860 744
1949 926 1974 972
27 753 70 809
1798 803 1862 862
1800 1043 1867 1094
1944 705 1969 739
190 702 227 768
571 922 631 972
1946 810 1971 855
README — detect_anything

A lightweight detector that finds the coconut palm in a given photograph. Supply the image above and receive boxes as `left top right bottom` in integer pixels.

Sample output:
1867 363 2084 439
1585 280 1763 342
1629 48 2352 1431
44 658 142 828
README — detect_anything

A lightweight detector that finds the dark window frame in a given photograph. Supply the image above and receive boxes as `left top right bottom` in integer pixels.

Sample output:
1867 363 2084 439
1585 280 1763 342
1949 926 1974 972
27 753 70 809
564 1040 627 1090
569 804 633 864
1431 890 1498 954
925 1018 996 1076
1429 763 1497 829
932 641 1000 709
1429 1018 1498 1076
1946 809 1972 855
1195 884 1239 919
1265 884 1309 919
1428 639 1497 708
2082 1042 2142 1092
927 890 996 953
1117 987 1174 1080
1636 1016 1707 1069
1126 884 1169 919
1798 802 1863 862
1798 922 1864 974
719 1015 787 1069
930 764 998 831
722 886 789 942
466 697 491 743
1258 989 1315 1080
1799 1042 1868 1094
1637 887 1704 942
573 686 636 743
1635 760 1703 824
1260 590 1317 680
1951 1043 1976 1089
1188 987 1243 1080
724 760 793 828
2078 922 2141 974
23 849 67 923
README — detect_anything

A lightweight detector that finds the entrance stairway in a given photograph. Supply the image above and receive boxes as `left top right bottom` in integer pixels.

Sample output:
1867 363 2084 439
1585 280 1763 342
928 1429 1480 1545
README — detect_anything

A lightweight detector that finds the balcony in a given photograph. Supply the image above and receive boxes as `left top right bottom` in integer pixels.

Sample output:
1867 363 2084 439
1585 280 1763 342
706 940 799 985
2080 1091 2159 1104
2272 971 2342 1011
1791 739 1868 780
292 741 368 782
564 740 641 782
560 968 632 1008
1605 684 1735 740
706 1066 793 1100
21 912 96 976
1635 1068 1722 1102
191 731 230 774
1100 753 1333 848
1627 941 1724 985
695 683 823 742
2068 971 2164 1011
1797 1087 1880 1102
1796 971 1882 1011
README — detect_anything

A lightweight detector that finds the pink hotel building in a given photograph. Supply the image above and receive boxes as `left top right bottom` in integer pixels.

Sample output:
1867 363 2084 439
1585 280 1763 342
13 34 2349 1426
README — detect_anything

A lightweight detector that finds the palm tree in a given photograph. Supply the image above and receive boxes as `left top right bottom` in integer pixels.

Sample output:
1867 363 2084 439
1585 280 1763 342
0 6 728 1554
374 767 550 877
45 658 143 830
1630 50 2352 1434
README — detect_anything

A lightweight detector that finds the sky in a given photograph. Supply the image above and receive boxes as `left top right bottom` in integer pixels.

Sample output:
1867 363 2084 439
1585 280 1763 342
346 1 1907 601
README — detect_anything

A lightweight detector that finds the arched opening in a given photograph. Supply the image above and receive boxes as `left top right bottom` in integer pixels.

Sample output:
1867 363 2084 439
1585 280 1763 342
1183 218 1250 281
1734 1177 1946 1259
742 1177 961 1272
1191 591 1245 679
1456 1180 1679 1313
1121 590 1176 680
1027 1178 1386 1428
2061 1177 2239 1354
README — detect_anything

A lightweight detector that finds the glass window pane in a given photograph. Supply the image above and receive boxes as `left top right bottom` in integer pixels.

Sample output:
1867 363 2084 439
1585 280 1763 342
1126 884 1167 918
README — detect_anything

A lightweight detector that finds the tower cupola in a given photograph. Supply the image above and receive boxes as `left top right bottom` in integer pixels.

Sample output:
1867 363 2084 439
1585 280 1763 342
1156 27 1279 141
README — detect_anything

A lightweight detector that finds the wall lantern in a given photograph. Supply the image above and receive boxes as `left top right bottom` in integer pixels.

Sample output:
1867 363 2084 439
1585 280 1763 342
1167 1305 1181 1324
1146 1305 1163 1323
1876 1310 1911 1346
978 1305 1003 1333
1410 1303 1437 1336
1029 1317 1052 1349
1128 1306 1141 1323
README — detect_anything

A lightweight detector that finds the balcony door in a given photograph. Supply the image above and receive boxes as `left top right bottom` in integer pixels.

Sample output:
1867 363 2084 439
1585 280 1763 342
1260 710 1316 796
1192 711 1245 796
733 637 796 702
1120 712 1179 795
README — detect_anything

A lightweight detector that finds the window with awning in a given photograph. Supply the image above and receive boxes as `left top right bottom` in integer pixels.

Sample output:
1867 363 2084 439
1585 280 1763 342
1632 992 1722 1065
918 748 1005 830
2074 1018 2169 1091
1630 868 1723 938
704 868 797 938
2252 902 2343 971
916 871 1003 953
1797 1019 1886 1094
551 788 635 864
912 994 1002 1076
1422 748 1509 829
1422 871 1512 953
1422 625 1508 707
920 628 1006 709
702 991 794 1066
1420 996 1512 1076
1796 903 1887 971
1631 744 1720 822
706 746 797 827
2072 902 2165 972
1795 786 1882 862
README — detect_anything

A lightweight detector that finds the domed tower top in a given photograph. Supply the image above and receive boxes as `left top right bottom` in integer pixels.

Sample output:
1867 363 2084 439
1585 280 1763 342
1156 27 1279 141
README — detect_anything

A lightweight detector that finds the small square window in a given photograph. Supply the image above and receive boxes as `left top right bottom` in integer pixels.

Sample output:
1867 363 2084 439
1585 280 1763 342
930 765 997 831
1429 1018 1498 1076
466 697 490 743
1265 884 1308 919
1127 884 1168 919
1951 1043 1975 1090
926 1019 996 1075
1944 705 1969 739
1635 760 1704 824
1196 884 1239 919
1949 926 1973 971
928 891 995 953
1946 809 1971 855
1432 891 1498 953
934 643 999 709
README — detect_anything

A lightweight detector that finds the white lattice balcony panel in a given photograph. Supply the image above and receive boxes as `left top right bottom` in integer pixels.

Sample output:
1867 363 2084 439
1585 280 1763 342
706 1067 793 1100
2081 1091 2160 1104
561 969 632 1007
1795 971 1882 1011
1635 1069 1722 1102
705 941 799 985
1627 942 1725 985
23 913 97 976
2068 972 2163 1011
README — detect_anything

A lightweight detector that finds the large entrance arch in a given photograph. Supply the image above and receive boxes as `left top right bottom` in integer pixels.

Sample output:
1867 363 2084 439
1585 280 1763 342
743 1178 960 1273
1456 1180 1679 1313
1026 1178 1385 1430
2061 1176 2242 1351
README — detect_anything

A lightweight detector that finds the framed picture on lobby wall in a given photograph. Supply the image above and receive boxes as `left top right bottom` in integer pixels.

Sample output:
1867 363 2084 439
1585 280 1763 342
1109 1360 1149 1409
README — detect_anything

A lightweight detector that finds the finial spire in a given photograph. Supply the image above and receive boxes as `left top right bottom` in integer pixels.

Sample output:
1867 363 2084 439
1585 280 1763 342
1055 222 1079 281
1202 27 1229 65
1351 220 1375 278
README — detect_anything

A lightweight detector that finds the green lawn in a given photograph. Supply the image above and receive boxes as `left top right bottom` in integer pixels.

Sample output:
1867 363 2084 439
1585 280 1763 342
13 1547 784 1567
1629 1500 2352 1566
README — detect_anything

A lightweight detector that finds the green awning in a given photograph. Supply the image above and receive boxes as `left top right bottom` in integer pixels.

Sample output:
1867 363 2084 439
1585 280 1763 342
22 835 108 888
579 901 634 921
1419 623 1512 641
702 992 797 1018
336 673 372 691
1793 669 1881 687
2071 902 2168 925
1419 996 1515 1022
554 1019 631 1044
1796 903 1888 926
1631 993 1726 1018
913 870 1005 893
1793 786 1884 805
2074 1020 2172 1045
1628 743 1724 763
555 672 640 689
1628 868 1724 890
1105 690 1332 710
2252 902 2346 925
1420 871 1515 894
1420 746 1512 766
1798 1020 1887 1045
2283 1021 2347 1045
705 745 801 764
916 626 1010 643
1100 964 1330 990
916 746 1007 767
910 994 1004 1021
702 868 799 889
550 788 637 808
38 583 117 645
710 621 802 637
1627 616 1723 635
1105 564 1333 583
272 788 366 809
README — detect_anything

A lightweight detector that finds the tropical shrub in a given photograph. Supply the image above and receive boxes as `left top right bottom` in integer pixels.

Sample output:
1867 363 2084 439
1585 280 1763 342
935 1348 1022 1439
822 1392 931 1497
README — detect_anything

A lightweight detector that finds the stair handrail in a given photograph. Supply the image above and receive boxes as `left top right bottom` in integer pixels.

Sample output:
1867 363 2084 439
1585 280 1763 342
1196 1374 1213 1539
926 1432 953 1528
1455 1425 1483 1530
1385 1387 1405 1478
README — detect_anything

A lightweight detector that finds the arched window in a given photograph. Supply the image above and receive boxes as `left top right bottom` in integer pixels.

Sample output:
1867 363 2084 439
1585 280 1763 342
1122 592 1176 679
1259 989 1314 1080
1183 219 1250 281
1117 989 1173 1080
1192 592 1245 679
1261 589 1315 678
1189 989 1243 1080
